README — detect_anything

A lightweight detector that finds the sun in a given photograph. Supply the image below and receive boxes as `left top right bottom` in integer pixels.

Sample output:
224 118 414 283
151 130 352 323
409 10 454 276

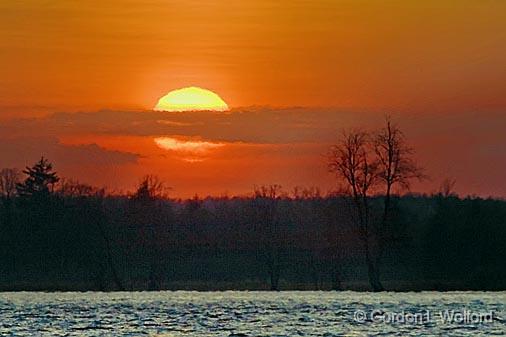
154 86 229 112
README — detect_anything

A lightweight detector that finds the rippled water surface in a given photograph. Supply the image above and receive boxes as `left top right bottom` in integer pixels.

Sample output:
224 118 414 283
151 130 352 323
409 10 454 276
0 291 504 336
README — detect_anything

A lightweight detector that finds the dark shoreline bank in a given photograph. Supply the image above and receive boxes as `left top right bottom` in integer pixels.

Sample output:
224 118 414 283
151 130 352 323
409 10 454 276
1 280 503 292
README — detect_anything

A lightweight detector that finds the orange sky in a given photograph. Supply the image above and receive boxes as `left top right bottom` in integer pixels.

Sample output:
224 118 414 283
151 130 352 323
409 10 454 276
1 1 506 197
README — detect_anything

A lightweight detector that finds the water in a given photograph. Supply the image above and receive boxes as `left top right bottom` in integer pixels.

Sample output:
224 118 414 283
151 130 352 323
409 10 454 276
0 291 504 336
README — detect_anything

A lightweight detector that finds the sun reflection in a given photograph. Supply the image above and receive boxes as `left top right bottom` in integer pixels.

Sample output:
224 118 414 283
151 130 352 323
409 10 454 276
154 137 224 154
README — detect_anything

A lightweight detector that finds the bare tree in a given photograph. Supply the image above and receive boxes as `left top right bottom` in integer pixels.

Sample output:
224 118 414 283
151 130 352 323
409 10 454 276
438 178 457 197
55 178 124 290
132 175 170 201
57 178 105 197
292 185 322 200
253 184 285 290
94 191 125 291
0 168 21 199
328 130 383 291
0 168 21 232
130 175 171 290
365 117 425 290
329 119 424 291
373 117 425 227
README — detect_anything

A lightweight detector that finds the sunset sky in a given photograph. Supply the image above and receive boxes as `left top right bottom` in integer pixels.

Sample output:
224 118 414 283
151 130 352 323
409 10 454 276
1 1 505 197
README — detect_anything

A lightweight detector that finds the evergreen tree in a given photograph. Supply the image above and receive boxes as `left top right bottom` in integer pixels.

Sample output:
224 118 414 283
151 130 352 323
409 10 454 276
16 157 59 197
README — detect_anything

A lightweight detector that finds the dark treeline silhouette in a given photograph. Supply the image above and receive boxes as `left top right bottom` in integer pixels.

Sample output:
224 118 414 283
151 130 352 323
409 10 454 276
0 118 505 291
0 159 505 291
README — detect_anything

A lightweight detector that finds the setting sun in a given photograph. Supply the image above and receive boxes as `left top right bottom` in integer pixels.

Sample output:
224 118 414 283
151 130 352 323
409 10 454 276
154 87 229 112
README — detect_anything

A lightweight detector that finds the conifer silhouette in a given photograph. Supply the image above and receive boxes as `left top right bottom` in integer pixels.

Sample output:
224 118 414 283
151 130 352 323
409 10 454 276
16 157 59 197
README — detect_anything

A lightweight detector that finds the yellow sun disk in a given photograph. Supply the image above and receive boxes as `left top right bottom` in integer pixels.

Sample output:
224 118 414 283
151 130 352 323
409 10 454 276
154 87 229 112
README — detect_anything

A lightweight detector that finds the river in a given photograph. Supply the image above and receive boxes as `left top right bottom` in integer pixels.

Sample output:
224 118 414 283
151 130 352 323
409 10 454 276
0 291 504 336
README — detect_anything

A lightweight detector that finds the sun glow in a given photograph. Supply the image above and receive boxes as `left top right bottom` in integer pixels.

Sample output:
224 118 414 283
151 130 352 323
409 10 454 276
154 87 229 112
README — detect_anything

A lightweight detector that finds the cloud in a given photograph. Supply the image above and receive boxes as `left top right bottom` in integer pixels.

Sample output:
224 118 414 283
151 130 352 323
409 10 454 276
0 107 382 143
4 107 500 143
0 136 139 170
1 107 506 196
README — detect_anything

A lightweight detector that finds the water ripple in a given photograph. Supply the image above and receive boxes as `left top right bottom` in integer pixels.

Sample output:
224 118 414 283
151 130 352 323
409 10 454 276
0 291 504 336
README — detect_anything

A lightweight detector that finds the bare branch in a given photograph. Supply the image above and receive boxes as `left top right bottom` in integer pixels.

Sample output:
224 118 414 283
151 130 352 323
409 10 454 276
373 116 426 194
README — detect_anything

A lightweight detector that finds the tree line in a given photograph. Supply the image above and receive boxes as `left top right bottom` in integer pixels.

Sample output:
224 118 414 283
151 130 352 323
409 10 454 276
0 118 505 291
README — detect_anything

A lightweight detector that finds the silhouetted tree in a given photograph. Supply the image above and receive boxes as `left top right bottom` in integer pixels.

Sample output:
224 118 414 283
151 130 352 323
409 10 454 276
372 117 425 289
16 157 59 197
438 177 457 197
253 184 285 290
329 130 382 290
132 175 169 202
57 178 98 197
1 157 505 292
0 168 21 272
58 179 125 290
129 175 171 290
0 168 21 226
374 116 425 225
329 118 424 291
0 168 20 199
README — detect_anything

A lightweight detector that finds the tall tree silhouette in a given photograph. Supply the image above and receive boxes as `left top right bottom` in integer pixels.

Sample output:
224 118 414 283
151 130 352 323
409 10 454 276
0 168 21 270
372 117 425 290
129 175 170 290
328 130 382 291
0 168 20 199
0 168 21 226
253 184 285 290
16 157 59 197
374 117 425 228
329 119 424 291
